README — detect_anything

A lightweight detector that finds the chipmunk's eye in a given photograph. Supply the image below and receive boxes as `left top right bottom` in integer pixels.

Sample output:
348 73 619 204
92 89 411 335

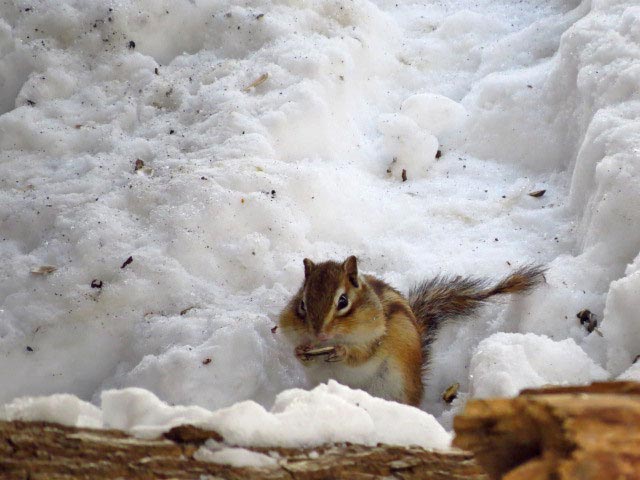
337 294 348 310
299 300 306 315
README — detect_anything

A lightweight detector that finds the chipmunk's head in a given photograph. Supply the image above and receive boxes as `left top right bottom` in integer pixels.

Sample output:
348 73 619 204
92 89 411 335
279 256 385 345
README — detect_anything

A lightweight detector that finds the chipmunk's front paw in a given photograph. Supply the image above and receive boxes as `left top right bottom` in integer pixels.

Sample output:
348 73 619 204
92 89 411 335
325 344 347 363
295 344 313 363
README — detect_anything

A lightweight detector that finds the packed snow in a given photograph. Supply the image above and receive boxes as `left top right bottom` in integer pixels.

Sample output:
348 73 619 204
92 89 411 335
1 381 452 449
194 445 279 468
1 0 639 451
469 332 609 398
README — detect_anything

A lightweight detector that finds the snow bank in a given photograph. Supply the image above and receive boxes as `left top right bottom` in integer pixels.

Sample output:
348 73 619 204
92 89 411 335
618 362 640 382
469 333 609 398
0 0 582 414
0 0 639 441
1 381 451 450
425 0 640 422
0 393 102 428
602 264 640 375
503 0 640 379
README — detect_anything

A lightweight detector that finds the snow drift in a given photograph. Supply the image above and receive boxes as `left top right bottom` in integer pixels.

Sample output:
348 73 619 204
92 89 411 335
1 0 639 442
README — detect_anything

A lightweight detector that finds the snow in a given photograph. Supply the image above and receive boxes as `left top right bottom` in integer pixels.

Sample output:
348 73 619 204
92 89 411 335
619 363 640 382
602 265 640 375
1 381 451 450
0 0 639 448
469 333 609 398
0 393 102 428
194 445 278 468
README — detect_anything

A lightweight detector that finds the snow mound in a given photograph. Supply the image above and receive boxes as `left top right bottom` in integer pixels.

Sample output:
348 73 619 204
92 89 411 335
602 264 640 376
401 93 467 136
0 381 451 450
469 333 609 398
378 113 439 179
0 393 102 428
618 362 640 382
0 0 639 439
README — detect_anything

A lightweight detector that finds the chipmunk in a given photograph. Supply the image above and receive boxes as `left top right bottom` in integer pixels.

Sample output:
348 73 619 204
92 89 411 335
278 256 544 406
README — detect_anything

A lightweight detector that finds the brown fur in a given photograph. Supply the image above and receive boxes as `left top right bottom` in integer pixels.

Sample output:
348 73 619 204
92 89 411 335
408 265 546 348
279 258 545 406
279 259 386 357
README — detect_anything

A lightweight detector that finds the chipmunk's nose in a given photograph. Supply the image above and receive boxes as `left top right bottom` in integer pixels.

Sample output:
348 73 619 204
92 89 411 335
317 332 332 341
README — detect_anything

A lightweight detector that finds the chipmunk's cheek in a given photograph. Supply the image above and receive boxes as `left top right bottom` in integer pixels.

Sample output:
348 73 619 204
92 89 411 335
325 329 348 345
297 329 313 343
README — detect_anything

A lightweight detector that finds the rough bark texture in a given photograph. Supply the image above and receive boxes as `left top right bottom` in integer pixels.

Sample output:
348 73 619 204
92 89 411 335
5 381 640 479
0 420 486 480
453 381 640 480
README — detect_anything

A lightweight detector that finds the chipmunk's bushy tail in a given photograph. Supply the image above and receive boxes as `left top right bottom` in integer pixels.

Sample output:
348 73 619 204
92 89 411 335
408 265 545 350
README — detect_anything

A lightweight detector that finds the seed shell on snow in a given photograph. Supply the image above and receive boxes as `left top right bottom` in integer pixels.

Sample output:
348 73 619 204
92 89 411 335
577 309 603 336
30 266 57 275
120 256 133 269
242 73 269 92
528 189 546 198
442 383 460 403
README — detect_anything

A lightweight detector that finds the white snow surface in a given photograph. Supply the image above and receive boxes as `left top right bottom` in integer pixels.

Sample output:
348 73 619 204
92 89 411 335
0 392 102 428
1 381 452 450
469 333 609 398
194 445 279 468
1 0 640 443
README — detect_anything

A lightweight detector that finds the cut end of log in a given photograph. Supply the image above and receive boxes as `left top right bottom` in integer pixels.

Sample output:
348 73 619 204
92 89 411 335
453 381 640 480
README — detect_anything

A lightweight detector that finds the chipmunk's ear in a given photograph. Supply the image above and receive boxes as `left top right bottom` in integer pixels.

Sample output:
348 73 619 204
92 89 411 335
303 258 315 279
342 255 359 288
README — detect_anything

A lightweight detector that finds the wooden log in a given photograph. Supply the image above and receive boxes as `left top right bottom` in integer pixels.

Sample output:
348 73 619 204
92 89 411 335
8 381 640 479
0 420 487 480
453 381 640 480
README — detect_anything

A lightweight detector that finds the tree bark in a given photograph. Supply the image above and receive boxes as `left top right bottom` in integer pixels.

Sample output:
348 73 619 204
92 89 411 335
453 381 640 480
5 381 640 479
0 420 486 480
